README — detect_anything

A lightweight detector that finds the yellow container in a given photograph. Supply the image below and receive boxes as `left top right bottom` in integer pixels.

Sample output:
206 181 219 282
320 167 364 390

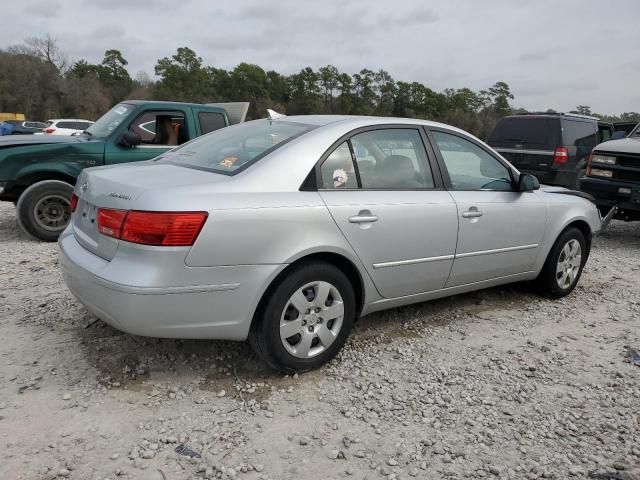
0 113 26 121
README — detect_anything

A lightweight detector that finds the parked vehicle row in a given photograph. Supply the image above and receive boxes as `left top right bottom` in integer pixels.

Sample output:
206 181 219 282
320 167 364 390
0 118 95 136
58 114 601 372
39 119 94 136
487 112 639 223
0 120 48 135
488 112 615 190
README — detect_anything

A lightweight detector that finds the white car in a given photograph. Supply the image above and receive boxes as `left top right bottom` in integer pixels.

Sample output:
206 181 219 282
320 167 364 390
42 119 94 136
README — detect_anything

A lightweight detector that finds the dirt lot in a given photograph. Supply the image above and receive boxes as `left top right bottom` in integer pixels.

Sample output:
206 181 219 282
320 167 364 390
0 201 639 480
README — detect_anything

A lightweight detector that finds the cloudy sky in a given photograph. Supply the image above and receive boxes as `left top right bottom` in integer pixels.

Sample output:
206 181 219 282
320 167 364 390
4 0 640 114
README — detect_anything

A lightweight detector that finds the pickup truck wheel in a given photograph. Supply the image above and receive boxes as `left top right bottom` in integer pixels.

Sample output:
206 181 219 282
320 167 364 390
535 227 586 298
16 180 74 242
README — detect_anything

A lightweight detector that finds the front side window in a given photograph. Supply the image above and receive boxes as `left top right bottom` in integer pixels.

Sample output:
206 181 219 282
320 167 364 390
156 120 315 175
433 131 513 191
129 111 189 146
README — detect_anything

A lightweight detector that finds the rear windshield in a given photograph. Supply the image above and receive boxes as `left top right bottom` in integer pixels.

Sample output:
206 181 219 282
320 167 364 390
155 119 315 175
488 117 561 149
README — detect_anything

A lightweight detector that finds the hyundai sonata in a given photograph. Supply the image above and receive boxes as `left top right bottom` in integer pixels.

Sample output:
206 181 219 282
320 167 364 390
58 115 601 371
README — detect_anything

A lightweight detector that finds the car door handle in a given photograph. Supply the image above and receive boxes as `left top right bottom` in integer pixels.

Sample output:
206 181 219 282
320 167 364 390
462 209 483 218
349 212 378 223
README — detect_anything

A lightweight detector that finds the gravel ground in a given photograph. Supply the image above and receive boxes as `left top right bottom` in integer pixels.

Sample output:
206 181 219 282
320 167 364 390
0 201 639 480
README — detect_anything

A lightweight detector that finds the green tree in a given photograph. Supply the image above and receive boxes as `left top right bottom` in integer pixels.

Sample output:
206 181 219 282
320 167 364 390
487 81 514 117
97 49 133 103
154 47 212 102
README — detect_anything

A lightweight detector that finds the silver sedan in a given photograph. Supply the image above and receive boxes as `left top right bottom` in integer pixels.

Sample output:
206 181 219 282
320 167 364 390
58 115 602 371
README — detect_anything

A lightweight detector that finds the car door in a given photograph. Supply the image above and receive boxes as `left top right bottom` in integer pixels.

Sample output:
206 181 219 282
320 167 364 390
428 128 546 287
318 126 458 299
104 109 190 164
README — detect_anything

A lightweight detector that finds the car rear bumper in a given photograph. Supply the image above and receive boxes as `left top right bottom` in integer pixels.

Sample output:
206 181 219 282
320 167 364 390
58 229 285 340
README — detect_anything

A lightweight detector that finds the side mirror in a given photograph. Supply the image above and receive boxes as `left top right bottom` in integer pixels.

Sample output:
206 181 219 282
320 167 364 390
611 131 626 140
117 131 141 148
518 173 540 192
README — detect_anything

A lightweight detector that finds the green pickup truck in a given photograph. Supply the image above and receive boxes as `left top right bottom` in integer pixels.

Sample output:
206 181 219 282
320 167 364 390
0 100 248 240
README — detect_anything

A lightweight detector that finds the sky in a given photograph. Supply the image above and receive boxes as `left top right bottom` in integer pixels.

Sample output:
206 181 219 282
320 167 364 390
4 0 640 115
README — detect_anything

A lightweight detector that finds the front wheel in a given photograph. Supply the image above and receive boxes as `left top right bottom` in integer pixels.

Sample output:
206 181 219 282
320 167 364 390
16 180 74 241
249 261 356 373
535 227 587 298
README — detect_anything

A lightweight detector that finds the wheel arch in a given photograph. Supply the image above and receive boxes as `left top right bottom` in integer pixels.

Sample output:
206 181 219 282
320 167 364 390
250 250 367 332
10 169 78 199
564 219 592 256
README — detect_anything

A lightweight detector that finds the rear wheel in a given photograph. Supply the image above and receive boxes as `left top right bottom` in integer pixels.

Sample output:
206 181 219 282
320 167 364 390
16 180 74 241
535 227 586 298
249 261 356 373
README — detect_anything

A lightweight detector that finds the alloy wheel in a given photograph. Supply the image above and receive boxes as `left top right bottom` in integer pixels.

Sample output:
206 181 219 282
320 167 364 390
556 239 582 289
280 281 345 359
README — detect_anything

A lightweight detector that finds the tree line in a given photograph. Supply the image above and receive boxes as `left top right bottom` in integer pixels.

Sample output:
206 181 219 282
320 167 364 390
1 36 638 140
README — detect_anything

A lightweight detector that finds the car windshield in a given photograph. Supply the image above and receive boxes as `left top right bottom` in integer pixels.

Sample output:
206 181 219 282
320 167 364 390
84 103 132 138
155 119 315 174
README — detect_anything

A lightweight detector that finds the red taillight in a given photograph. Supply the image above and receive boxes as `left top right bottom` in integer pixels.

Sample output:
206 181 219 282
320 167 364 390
97 209 207 246
122 211 208 246
44 128 56 134
553 147 569 164
97 208 127 239
70 193 78 213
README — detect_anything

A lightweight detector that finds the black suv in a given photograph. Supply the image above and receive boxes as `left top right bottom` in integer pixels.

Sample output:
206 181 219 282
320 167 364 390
488 113 611 189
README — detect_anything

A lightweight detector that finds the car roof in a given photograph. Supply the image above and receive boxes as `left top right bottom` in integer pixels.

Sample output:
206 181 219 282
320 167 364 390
122 100 228 112
276 114 469 133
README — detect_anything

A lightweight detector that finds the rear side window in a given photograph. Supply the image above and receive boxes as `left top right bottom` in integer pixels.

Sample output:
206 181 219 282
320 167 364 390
563 120 597 151
58 121 78 129
156 120 315 175
320 142 357 189
199 112 226 134
488 117 561 149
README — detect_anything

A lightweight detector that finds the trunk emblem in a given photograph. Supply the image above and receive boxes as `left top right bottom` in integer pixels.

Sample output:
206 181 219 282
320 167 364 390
108 192 132 200
80 182 89 193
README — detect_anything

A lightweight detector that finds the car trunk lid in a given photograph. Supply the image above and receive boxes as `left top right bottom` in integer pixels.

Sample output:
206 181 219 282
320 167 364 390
71 162 227 260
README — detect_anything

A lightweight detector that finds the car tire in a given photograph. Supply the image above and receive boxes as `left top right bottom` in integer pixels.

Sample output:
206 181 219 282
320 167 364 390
249 261 356 373
16 180 74 242
535 227 587 298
